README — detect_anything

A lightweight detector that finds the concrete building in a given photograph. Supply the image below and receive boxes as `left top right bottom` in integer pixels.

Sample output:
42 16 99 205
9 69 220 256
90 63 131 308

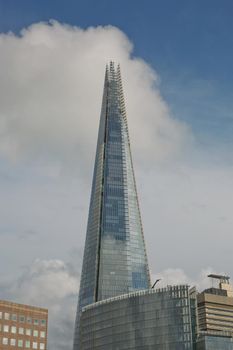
0 300 48 350
197 274 233 333
196 275 233 349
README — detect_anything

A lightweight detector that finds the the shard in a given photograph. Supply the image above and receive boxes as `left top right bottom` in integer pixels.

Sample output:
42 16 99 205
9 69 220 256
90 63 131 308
73 62 151 349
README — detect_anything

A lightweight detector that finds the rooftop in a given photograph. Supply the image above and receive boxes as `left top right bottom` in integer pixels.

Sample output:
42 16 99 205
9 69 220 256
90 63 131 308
82 285 189 312
0 299 48 313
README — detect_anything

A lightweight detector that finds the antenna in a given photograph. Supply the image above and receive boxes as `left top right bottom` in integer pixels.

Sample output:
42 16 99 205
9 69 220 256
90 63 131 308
152 279 161 289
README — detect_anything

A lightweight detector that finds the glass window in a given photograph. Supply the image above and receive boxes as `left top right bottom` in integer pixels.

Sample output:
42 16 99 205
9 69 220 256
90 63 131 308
19 315 25 322
0 311 2 319
41 319 46 327
27 317 32 324
4 312 10 320
26 328 31 336
40 331 46 338
10 338 16 346
11 314 17 321
25 340 31 348
34 319 39 325
19 327 24 335
40 343 45 350
3 337 8 345
33 341 38 349
33 330 39 337
11 326 17 333
18 339 23 348
3 325 9 332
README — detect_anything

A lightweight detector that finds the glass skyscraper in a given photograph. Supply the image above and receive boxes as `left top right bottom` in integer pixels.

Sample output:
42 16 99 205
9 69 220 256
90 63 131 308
73 62 233 350
73 62 151 350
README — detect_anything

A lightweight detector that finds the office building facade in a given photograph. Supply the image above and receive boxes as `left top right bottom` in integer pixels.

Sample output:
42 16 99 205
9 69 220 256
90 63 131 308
79 285 194 350
196 275 233 349
0 300 48 350
196 331 233 350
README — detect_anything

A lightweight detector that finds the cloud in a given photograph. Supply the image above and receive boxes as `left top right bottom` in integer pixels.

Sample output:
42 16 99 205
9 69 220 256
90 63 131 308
0 259 79 350
0 20 190 172
153 267 215 291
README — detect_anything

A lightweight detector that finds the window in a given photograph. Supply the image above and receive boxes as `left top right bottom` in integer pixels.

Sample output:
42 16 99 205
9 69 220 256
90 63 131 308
34 319 39 325
41 319 46 327
11 326 17 334
10 339 16 346
0 311 2 319
2 337 8 345
27 317 32 324
40 331 46 338
40 343 45 350
19 327 24 335
3 325 9 332
33 330 39 337
33 341 38 349
18 339 23 348
25 340 31 348
19 315 25 322
11 314 17 321
4 312 10 320
26 328 31 336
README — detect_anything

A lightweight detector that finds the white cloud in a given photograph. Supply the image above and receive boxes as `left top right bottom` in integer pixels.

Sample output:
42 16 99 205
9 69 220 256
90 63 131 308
0 20 190 171
142 162 233 278
14 259 78 303
153 267 215 291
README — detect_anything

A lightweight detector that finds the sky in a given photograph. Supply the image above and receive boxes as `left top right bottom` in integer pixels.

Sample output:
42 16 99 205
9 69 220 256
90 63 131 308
0 1 233 349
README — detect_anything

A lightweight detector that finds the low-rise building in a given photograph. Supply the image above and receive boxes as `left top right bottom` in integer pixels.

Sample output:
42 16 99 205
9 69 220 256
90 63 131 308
0 300 48 350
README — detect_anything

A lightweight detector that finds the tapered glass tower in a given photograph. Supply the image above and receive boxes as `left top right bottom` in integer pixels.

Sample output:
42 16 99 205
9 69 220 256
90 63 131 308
73 62 151 350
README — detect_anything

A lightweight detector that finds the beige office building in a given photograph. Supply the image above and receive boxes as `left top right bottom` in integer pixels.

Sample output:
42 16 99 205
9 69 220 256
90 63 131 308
197 274 233 333
0 300 48 350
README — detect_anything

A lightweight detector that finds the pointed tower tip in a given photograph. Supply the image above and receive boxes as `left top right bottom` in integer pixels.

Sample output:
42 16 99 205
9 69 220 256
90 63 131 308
105 61 121 70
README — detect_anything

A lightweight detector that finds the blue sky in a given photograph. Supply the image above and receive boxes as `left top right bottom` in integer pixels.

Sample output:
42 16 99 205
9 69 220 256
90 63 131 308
1 0 233 146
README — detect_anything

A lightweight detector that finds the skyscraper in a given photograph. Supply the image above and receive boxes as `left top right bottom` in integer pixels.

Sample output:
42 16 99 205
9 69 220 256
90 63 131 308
73 62 232 350
73 62 151 349
73 62 197 350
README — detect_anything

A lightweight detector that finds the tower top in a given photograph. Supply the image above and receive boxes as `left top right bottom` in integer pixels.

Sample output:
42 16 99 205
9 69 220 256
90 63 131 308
105 61 122 82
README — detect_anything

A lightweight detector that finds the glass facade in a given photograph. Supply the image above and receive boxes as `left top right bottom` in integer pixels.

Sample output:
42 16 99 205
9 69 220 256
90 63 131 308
79 285 193 350
73 62 150 349
196 334 233 350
